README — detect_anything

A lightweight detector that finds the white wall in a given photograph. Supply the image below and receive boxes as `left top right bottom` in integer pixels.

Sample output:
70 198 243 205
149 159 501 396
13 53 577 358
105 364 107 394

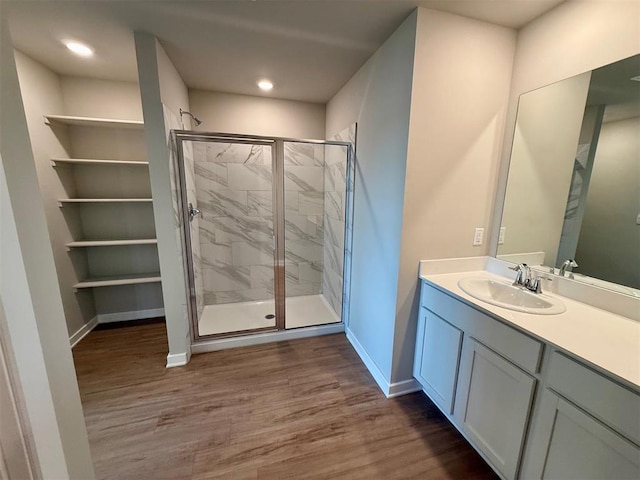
491 0 640 252
135 32 191 366
499 72 591 262
394 8 516 383
0 15 94 478
576 116 640 288
190 90 325 139
325 11 417 387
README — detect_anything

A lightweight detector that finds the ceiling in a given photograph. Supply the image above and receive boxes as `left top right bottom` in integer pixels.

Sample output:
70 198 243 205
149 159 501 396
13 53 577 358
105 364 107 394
6 0 565 104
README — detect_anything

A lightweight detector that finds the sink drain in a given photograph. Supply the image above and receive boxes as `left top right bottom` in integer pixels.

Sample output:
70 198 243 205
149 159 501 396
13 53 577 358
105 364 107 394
265 314 275 319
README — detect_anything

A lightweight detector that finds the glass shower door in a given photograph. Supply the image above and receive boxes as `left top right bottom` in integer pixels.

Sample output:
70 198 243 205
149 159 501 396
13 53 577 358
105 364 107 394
282 141 349 329
180 138 278 337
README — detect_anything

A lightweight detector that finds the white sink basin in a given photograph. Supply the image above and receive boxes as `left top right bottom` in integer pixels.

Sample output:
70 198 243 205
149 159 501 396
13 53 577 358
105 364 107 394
458 277 566 315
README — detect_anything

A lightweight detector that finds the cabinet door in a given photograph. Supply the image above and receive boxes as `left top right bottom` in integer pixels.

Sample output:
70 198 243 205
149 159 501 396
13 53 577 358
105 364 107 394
414 310 463 414
454 338 536 480
521 389 640 479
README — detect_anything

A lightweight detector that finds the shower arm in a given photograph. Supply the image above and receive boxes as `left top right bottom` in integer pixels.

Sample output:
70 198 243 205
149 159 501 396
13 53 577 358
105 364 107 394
180 108 202 127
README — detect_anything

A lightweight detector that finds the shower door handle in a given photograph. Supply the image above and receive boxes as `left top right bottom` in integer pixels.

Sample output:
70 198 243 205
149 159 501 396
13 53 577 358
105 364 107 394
188 203 202 222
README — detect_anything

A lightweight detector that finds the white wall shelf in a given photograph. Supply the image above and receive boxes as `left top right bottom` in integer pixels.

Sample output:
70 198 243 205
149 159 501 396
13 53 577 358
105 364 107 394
45 109 162 325
66 239 157 249
52 158 148 167
44 114 144 129
58 198 153 206
73 272 162 290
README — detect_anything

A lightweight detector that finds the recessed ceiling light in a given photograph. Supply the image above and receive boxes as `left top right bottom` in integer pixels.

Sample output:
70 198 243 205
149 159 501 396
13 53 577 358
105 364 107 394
258 79 274 91
65 41 94 58
630 75 640 82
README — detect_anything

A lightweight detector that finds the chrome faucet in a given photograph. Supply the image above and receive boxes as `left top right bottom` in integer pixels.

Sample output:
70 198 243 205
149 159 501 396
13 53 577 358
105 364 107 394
509 263 552 293
528 274 552 294
559 259 578 277
509 263 531 287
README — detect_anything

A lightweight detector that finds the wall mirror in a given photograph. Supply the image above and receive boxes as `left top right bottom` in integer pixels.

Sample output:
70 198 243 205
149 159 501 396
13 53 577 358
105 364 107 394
498 54 639 296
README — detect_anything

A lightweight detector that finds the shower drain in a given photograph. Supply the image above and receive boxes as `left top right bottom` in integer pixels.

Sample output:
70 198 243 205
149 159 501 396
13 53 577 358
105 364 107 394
265 314 275 319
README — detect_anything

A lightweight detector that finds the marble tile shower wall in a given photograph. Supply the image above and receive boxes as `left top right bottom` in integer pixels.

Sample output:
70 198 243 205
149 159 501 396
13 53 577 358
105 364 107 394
181 141 204 317
193 142 276 305
322 124 355 318
283 143 326 298
164 105 192 324
189 135 354 314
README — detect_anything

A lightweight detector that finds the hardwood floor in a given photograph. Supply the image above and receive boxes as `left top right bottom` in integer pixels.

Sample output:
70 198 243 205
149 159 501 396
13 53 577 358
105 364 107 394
73 323 498 480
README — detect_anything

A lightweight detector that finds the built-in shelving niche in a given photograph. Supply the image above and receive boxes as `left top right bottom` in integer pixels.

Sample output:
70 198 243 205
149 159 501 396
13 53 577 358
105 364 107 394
46 114 163 321
44 114 144 129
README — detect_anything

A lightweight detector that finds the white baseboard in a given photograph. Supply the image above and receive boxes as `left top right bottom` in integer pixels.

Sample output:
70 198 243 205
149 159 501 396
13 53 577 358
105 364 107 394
97 308 165 324
166 351 190 368
345 328 420 398
388 378 421 398
345 328 392 396
191 323 345 354
69 316 99 348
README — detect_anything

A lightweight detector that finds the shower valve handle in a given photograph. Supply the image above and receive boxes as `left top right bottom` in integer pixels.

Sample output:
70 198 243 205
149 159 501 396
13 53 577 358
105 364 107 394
188 203 202 222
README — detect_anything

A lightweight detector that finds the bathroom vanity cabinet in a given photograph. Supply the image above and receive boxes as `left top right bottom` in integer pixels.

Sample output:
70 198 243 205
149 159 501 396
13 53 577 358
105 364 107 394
520 352 640 479
414 280 640 480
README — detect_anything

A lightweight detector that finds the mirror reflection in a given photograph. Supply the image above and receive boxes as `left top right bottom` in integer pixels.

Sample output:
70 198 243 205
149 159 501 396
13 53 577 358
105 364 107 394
498 54 640 295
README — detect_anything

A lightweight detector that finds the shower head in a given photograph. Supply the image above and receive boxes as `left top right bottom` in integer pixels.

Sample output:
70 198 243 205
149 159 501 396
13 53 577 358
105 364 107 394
180 108 202 127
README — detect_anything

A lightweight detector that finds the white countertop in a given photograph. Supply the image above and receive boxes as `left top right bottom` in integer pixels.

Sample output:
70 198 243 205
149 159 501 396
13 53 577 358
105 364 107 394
419 267 640 388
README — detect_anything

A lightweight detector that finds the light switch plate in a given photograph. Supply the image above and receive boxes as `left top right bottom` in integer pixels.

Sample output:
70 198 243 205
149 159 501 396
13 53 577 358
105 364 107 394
473 228 484 246
499 227 506 245
636 214 640 225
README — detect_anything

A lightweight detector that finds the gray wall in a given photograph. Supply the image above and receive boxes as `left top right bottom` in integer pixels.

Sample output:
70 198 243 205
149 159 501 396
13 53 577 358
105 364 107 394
13 51 94 337
190 89 326 139
326 7 516 390
135 33 191 365
395 8 516 384
576 115 640 288
491 0 640 252
60 76 143 121
326 11 418 382
14 51 164 333
499 72 591 263
0 312 34 479
0 14 94 478
329 1 639 391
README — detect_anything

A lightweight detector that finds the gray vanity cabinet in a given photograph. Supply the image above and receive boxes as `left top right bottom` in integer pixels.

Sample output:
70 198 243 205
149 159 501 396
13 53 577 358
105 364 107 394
520 352 640 479
521 390 639 479
413 310 462 414
415 281 541 479
415 279 640 480
453 339 536 480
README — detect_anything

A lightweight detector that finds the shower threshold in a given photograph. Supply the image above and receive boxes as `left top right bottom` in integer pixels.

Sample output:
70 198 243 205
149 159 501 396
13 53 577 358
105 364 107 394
198 294 341 337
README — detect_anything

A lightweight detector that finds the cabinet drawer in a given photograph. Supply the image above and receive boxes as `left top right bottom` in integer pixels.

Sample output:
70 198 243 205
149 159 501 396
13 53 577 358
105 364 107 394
547 351 640 444
421 281 543 374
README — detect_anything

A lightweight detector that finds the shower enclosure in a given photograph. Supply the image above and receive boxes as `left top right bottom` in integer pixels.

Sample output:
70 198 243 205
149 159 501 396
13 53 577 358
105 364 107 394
172 131 354 340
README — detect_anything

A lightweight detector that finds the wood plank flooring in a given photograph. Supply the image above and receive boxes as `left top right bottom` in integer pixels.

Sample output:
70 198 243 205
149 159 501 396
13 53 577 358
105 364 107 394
73 323 498 480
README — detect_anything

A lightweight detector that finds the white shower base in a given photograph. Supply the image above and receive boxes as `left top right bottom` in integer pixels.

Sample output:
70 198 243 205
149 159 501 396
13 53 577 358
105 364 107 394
198 294 341 336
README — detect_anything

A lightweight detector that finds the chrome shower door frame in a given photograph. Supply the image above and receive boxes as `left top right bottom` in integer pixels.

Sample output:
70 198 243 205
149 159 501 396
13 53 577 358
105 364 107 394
171 130 354 343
